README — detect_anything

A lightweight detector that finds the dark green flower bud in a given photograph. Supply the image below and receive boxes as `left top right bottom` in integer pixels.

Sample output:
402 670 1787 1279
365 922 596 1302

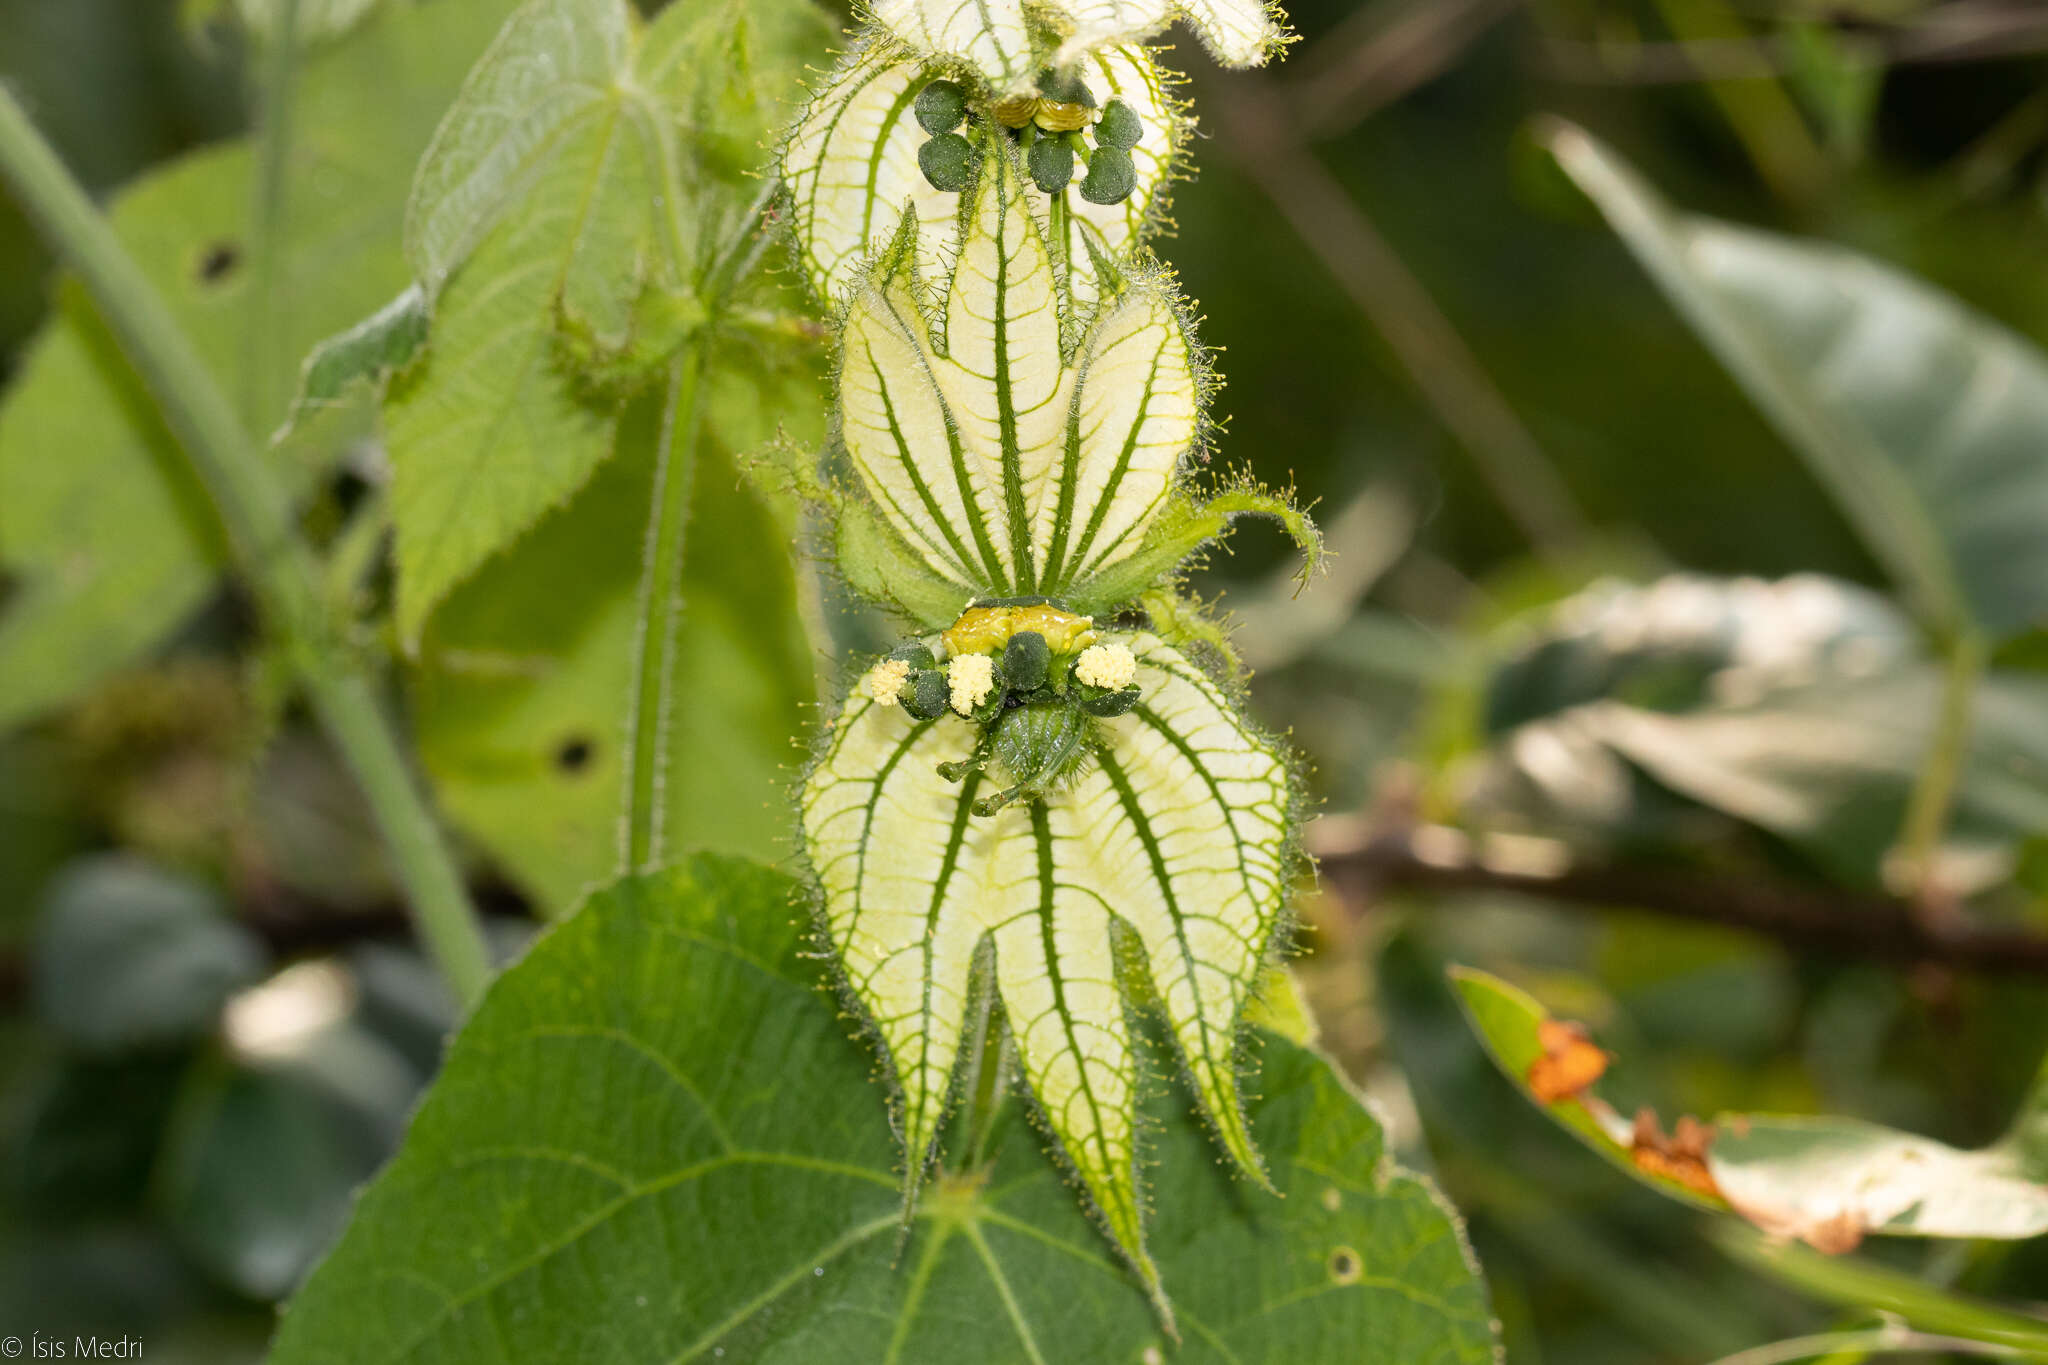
1095 99 1142 151
902 668 950 720
1001 631 1050 691
1027 137 1074 194
888 642 937 670
919 133 975 193
1036 66 1096 109
915 80 969 135
1080 147 1137 205
1078 684 1141 717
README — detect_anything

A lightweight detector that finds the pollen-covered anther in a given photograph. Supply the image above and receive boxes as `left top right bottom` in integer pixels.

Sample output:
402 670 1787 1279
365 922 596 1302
867 657 912 706
1074 642 1137 690
948 653 998 715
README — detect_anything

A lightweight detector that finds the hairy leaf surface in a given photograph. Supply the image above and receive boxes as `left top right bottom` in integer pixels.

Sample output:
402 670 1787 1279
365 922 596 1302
801 633 1295 1285
385 0 833 641
868 0 1286 86
833 149 1201 612
270 855 1496 1362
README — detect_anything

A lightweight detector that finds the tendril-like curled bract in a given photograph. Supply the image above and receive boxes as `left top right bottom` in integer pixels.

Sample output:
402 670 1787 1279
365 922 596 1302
789 138 1318 1319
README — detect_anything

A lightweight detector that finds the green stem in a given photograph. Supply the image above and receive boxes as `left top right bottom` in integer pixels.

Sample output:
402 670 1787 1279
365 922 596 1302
0 86 493 1007
1705 1327 2022 1365
1715 1227 2048 1357
243 0 299 433
620 345 707 874
1897 629 1988 905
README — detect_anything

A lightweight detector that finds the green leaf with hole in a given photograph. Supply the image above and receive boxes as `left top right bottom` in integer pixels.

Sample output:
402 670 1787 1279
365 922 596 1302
269 855 1498 1362
1546 122 2048 641
384 0 832 644
409 353 819 913
1452 965 2048 1253
0 0 525 731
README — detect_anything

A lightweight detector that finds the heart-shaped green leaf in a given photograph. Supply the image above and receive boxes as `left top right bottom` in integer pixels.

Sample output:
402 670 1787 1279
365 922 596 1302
269 855 1497 1362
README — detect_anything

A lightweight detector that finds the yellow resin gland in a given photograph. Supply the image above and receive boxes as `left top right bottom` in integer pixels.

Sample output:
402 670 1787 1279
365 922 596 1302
942 603 1097 658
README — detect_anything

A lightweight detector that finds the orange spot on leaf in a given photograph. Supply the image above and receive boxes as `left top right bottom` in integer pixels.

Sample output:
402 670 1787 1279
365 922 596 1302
1527 1017 1610 1103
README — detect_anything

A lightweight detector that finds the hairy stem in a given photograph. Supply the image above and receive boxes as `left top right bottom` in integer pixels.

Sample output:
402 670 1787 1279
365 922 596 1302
621 345 708 874
1897 629 1988 906
0 87 493 1007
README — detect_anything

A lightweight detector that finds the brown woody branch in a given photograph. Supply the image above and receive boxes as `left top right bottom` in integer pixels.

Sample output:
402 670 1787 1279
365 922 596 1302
1312 820 2048 978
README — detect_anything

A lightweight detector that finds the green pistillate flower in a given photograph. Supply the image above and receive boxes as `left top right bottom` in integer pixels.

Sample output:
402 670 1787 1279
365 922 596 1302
1081 146 1137 204
1026 133 1076 193
913 78 968 133
916 130 975 191
791 143 1320 1324
1097 97 1144 150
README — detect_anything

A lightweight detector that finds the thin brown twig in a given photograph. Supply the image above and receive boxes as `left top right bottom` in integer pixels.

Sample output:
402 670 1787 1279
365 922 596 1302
1313 820 2048 977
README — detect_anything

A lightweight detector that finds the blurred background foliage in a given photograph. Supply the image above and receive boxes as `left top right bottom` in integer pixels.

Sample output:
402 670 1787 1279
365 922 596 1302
4 0 2048 1361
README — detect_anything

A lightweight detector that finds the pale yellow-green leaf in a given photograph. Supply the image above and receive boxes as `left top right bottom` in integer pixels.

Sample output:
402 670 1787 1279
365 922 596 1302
801 632 1296 1284
1039 281 1197 584
865 0 1287 85
934 149 1069 584
869 0 1036 90
1046 0 1288 69
830 148 1203 602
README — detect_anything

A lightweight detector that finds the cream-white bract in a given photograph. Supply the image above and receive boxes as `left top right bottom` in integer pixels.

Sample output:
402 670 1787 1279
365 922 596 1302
780 37 1181 315
801 631 1295 1297
833 147 1202 605
868 0 1289 91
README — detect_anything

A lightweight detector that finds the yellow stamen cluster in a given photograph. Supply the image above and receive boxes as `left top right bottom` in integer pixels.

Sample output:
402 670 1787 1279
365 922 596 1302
867 657 912 705
1074 642 1136 690
948 654 997 714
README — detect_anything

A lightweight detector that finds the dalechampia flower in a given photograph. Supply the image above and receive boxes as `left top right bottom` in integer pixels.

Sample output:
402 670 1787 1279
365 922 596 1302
781 35 1185 316
869 0 1291 92
791 143 1318 1313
